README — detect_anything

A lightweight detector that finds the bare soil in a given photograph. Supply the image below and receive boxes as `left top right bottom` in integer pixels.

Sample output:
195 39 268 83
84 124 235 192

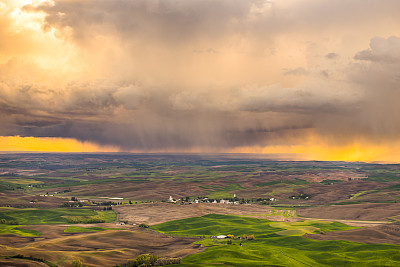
53 180 207 201
305 223 400 245
114 202 272 225
0 258 49 267
0 191 67 208
297 203 400 221
0 225 203 267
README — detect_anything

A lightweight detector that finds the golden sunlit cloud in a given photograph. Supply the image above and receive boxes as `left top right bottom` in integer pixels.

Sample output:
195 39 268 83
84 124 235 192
1 0 400 161
0 136 118 153
230 136 400 163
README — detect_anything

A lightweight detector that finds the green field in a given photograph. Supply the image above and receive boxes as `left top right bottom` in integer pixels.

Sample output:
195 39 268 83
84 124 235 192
152 214 400 266
152 214 281 237
0 208 116 224
64 226 124 232
0 225 42 236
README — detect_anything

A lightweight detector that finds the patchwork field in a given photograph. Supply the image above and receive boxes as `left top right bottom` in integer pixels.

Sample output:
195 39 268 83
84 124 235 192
0 224 203 266
305 223 400 245
115 203 279 225
1 153 400 266
297 203 400 221
151 214 400 266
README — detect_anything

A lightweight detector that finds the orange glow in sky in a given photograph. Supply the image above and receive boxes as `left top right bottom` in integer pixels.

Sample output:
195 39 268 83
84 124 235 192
2 1 400 162
2 135 400 163
0 136 118 153
230 139 400 163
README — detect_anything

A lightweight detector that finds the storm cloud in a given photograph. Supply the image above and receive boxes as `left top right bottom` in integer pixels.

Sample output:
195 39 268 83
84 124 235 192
1 0 400 152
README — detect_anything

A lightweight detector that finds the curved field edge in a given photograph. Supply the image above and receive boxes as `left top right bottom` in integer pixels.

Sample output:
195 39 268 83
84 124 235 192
63 226 124 232
0 225 42 236
151 214 400 266
0 255 57 267
0 207 116 225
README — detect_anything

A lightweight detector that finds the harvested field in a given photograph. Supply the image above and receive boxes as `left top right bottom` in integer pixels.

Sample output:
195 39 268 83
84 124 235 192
297 203 400 221
0 225 202 267
53 180 208 201
305 223 400 245
0 258 49 267
114 203 273 225
0 192 67 208
284 181 392 204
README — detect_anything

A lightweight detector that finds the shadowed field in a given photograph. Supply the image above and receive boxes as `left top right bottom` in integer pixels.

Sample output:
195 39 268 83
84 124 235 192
0 258 49 266
2 154 400 265
0 225 203 267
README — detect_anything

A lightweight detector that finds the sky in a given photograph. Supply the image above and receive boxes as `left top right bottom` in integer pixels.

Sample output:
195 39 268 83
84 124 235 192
1 0 400 161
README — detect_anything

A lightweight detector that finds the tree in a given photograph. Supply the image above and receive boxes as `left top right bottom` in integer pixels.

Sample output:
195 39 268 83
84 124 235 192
139 223 149 228
72 259 83 267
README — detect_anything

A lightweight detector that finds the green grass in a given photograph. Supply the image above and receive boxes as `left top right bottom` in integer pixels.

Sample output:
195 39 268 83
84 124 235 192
0 177 43 185
204 184 244 199
254 178 310 187
349 190 379 199
306 221 359 233
0 224 42 236
152 214 400 266
270 221 319 236
365 170 400 182
0 208 116 224
152 214 281 237
64 226 124 232
331 201 365 205
269 208 296 217
180 236 400 267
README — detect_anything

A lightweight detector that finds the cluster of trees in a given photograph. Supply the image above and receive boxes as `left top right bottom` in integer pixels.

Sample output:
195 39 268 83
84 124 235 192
0 218 19 225
60 197 139 209
226 234 255 245
72 259 83 267
289 193 311 200
114 254 182 267
61 202 83 208
65 216 105 224
97 201 126 206
7 254 57 267
60 196 83 208
61 199 137 209
241 234 255 240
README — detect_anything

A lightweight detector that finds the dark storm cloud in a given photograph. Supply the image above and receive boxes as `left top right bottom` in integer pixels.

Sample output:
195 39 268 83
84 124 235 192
1 0 400 151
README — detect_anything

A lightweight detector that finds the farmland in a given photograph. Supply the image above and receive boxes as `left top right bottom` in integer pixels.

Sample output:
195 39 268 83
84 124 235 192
152 214 400 266
1 153 400 266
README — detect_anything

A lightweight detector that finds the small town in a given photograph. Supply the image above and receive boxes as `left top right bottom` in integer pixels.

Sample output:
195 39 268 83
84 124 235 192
167 194 277 205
